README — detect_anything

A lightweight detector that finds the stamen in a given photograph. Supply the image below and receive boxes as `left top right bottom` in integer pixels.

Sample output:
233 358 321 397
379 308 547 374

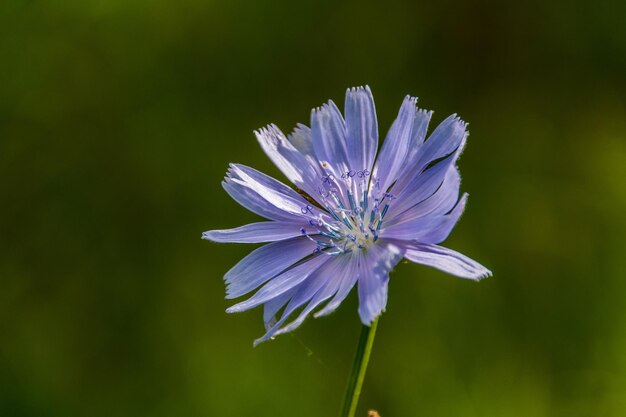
341 214 354 230
307 164 385 253
320 230 342 240
325 205 341 222
361 189 368 214
369 224 379 242
301 228 320 245
308 219 323 228
331 191 345 210
348 192 357 213
380 204 389 220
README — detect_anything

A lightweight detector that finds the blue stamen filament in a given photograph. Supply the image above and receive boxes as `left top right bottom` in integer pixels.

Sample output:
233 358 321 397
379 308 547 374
361 190 368 218
348 192 357 213
380 204 389 220
303 167 394 253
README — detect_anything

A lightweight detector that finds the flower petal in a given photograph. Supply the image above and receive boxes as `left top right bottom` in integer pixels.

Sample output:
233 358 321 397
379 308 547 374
255 124 324 203
380 193 468 244
311 100 349 173
288 123 314 156
288 124 328 180
385 166 460 227
405 109 433 164
313 254 360 318
224 237 316 299
372 95 417 193
223 180 294 222
226 254 330 313
202 221 315 243
344 86 378 172
391 108 433 192
276 255 353 332
414 114 467 173
403 243 492 281
227 164 322 221
263 289 295 329
357 241 404 324
254 255 351 345
387 150 459 218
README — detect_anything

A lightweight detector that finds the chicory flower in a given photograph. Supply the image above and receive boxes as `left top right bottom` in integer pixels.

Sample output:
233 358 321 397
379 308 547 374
203 86 491 345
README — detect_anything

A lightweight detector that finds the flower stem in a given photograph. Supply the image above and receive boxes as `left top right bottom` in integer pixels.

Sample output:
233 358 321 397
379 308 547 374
340 317 379 417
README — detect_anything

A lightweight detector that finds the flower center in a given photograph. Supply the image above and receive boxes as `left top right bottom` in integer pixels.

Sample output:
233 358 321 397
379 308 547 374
299 166 393 255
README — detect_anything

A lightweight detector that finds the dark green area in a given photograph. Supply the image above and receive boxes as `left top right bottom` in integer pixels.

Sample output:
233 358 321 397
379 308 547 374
1 0 625 416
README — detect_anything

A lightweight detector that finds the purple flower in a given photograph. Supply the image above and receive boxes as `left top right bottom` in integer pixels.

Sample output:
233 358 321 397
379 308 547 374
203 86 491 345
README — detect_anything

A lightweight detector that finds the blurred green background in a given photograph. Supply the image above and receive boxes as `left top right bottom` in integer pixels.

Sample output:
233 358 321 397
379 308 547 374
1 0 626 416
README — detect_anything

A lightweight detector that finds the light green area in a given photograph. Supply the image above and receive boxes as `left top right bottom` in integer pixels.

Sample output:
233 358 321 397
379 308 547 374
1 0 626 416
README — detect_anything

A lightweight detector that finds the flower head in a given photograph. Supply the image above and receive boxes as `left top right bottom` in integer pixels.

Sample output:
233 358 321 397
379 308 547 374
203 86 491 345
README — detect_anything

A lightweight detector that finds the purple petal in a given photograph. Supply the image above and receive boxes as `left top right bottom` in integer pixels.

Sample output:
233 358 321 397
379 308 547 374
202 221 315 243
313 254 360 318
406 109 433 162
263 288 296 329
372 96 418 193
227 164 322 220
357 241 404 324
389 108 433 192
223 180 295 222
415 114 467 172
254 255 351 345
403 243 492 281
226 254 330 313
288 124 328 180
387 151 459 218
385 166 460 227
288 123 314 157
344 86 378 172
255 124 324 204
224 238 316 299
274 255 353 334
311 100 349 173
380 193 468 244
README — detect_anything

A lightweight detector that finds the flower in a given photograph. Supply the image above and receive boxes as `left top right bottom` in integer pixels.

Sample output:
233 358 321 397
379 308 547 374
203 86 491 345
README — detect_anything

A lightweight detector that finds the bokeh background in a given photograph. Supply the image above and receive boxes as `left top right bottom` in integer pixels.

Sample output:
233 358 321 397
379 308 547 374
2 0 626 416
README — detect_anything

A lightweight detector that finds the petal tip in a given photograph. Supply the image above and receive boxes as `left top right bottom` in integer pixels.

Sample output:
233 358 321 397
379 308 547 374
474 268 493 281
346 85 369 94
358 311 381 327
252 334 273 347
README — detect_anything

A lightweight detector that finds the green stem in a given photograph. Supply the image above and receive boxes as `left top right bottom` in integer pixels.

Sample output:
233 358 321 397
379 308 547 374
340 317 379 417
